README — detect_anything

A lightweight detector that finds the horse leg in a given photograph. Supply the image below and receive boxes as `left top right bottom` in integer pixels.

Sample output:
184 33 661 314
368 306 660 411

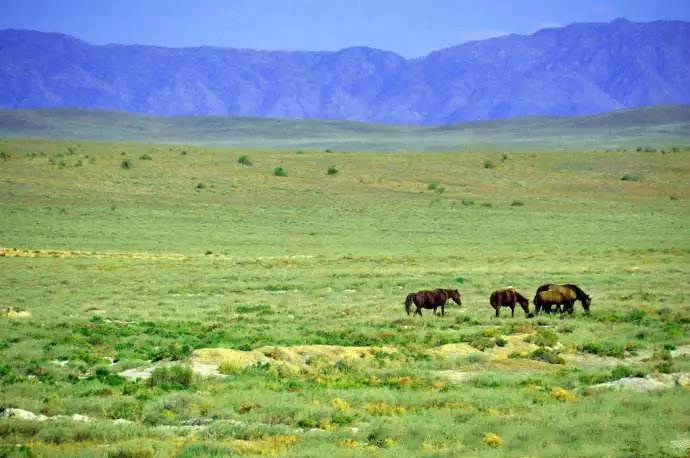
415 307 422 317
441 304 445 317
510 305 515 317
494 306 499 317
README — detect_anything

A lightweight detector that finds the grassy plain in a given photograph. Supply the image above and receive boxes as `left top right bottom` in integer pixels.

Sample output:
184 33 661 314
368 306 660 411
0 137 689 457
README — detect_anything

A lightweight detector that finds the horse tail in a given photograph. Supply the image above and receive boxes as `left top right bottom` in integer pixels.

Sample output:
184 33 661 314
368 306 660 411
405 293 414 316
490 291 498 307
533 292 542 307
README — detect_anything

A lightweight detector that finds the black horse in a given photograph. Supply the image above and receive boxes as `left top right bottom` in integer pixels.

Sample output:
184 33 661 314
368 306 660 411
405 289 462 317
534 284 591 314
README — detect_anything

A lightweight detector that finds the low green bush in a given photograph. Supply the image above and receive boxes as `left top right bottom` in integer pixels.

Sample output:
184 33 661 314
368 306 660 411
148 365 193 390
530 348 564 364
621 172 641 182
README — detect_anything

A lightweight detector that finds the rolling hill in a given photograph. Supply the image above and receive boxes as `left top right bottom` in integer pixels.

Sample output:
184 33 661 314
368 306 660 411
0 105 688 151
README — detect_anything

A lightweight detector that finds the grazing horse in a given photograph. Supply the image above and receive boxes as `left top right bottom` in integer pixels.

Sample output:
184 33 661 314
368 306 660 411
405 289 461 317
534 284 591 314
489 288 531 317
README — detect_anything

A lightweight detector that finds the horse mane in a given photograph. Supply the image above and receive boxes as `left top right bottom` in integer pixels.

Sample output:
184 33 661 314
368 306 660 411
514 290 529 304
564 284 588 299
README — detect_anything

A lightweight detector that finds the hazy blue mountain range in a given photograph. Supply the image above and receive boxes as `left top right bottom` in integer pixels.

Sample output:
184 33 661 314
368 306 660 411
1 18 689 124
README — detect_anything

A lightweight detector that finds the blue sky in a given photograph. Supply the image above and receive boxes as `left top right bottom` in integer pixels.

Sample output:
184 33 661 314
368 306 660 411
2 0 690 57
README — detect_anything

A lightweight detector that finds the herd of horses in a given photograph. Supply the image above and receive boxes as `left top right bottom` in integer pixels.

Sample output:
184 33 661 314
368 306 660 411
404 284 591 318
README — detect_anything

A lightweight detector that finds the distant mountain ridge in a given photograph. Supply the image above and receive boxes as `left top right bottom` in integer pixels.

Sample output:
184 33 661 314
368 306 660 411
1 19 689 124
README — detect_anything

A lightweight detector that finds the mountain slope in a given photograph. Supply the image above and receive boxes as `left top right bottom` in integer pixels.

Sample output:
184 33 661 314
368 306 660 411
1 19 689 123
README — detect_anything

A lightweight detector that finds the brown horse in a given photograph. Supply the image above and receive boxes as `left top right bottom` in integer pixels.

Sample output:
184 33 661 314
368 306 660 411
489 288 531 317
534 284 591 314
405 289 461 317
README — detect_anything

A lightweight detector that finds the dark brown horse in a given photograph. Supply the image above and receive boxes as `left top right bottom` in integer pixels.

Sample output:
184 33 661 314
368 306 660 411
534 284 591 314
489 288 531 317
405 289 461 317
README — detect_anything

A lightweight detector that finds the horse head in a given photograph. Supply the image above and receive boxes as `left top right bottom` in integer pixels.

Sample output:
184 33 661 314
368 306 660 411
448 289 462 306
581 294 592 312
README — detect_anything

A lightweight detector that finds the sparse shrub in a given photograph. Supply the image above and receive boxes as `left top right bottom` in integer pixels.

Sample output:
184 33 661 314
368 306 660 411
176 443 234 458
140 154 152 160
483 432 503 447
530 348 564 364
484 160 495 169
74 160 82 167
654 361 673 373
469 336 495 351
579 341 625 358
550 386 576 401
149 365 193 390
274 166 288 177
670 195 679 201
195 182 206 190
529 328 558 347
495 337 508 347
510 200 524 207
296 150 304 154
108 445 154 458
427 182 439 190
93 367 125 386
327 165 338 175
0 151 11 161
238 155 252 166
480 202 492 208
621 172 641 182
501 153 509 162
461 199 474 206
121 159 132 170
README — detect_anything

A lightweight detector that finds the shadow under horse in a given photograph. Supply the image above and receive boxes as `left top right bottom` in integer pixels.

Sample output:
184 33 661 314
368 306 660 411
489 288 532 317
534 284 591 314
405 289 461 317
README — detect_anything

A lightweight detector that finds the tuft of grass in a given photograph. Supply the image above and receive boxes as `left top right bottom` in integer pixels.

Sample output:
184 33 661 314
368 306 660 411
530 348 564 364
273 166 288 177
327 165 338 175
579 341 625 358
621 172 641 181
510 199 524 206
195 182 206 190
139 154 152 160
121 159 132 170
238 155 252 166
528 328 558 347
484 159 495 169
148 365 193 390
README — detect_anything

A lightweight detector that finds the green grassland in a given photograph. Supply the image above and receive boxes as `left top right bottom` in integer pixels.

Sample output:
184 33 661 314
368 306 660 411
0 137 689 457
1 104 689 150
